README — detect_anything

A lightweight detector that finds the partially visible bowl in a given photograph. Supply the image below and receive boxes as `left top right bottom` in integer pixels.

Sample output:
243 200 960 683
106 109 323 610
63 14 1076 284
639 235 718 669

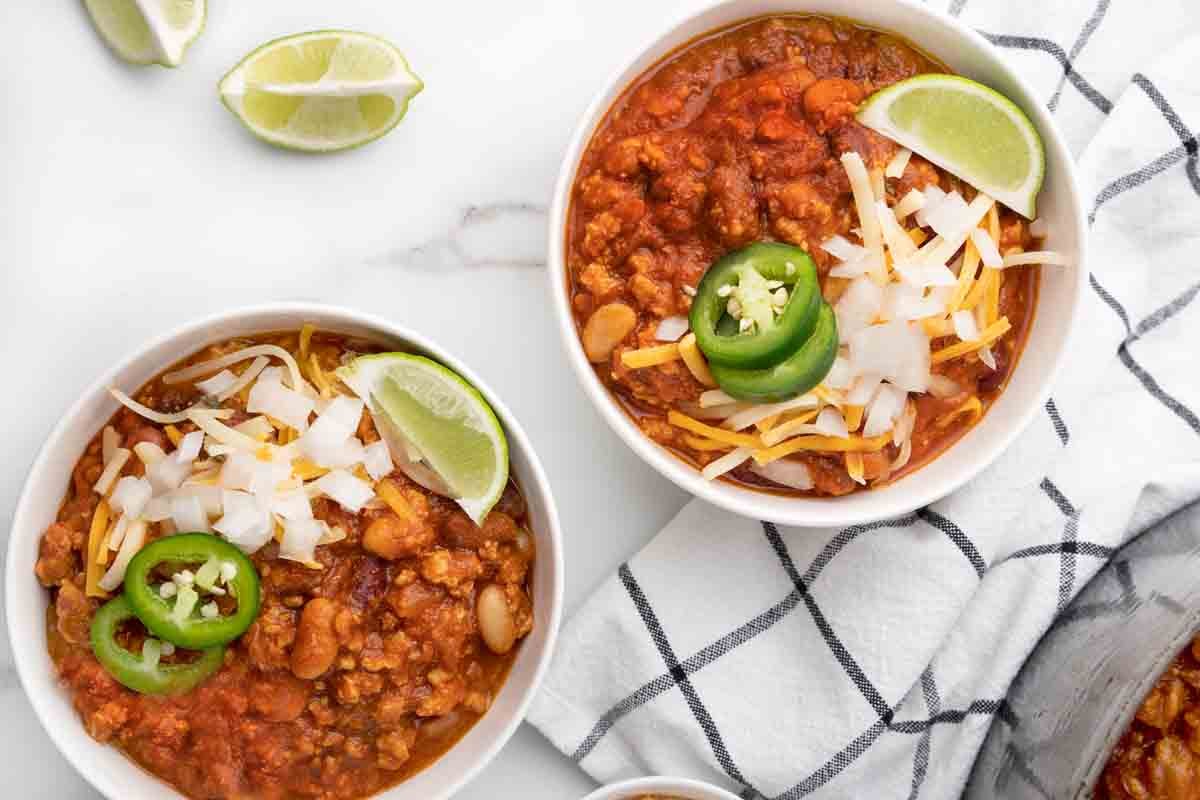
582 776 742 800
967 500 1200 798
547 0 1087 527
4 302 565 800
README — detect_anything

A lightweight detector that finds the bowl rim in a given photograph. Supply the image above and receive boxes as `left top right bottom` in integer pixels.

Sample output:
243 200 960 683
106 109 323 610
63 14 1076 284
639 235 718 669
545 0 1089 527
580 775 743 800
4 301 565 800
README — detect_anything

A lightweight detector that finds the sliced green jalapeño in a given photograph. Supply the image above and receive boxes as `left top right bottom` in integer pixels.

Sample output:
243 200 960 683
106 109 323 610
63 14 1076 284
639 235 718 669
710 302 839 403
690 242 821 369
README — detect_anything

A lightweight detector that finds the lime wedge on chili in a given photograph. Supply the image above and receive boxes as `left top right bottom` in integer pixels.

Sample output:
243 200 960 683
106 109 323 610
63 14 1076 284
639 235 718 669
83 0 206 67
856 75 1045 218
336 354 508 525
218 30 423 153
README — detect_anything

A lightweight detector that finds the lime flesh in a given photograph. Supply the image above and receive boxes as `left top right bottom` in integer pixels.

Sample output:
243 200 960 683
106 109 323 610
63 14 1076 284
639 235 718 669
218 31 423 153
83 0 206 67
857 75 1045 218
336 354 507 524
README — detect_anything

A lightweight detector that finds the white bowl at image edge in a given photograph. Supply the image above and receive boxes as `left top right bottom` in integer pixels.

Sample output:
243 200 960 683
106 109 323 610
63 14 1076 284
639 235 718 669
547 0 1088 528
4 303 565 800
582 775 744 800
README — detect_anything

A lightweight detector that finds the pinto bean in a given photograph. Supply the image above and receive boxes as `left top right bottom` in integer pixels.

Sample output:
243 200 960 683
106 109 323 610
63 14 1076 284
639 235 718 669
582 303 637 363
476 585 517 655
290 598 339 680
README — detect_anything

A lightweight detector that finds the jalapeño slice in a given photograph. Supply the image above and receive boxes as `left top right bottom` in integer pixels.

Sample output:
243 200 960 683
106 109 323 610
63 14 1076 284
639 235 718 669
710 302 839 403
123 533 260 650
690 242 821 369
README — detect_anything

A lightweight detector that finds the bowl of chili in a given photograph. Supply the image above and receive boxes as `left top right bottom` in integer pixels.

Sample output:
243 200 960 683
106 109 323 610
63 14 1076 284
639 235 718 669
5 303 565 800
547 0 1087 527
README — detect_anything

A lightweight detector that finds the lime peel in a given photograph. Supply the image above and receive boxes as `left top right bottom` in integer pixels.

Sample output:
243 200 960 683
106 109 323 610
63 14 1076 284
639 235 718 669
857 74 1045 219
83 0 206 67
336 354 508 525
218 30 423 153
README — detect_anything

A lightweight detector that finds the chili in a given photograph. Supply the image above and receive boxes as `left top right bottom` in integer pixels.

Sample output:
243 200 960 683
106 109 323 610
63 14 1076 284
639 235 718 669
90 595 225 695
123 533 260 650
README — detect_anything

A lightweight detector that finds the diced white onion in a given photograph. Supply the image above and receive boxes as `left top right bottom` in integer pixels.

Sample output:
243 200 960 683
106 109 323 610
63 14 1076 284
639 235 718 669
110 476 152 519
824 356 855 390
701 447 753 481
848 373 883 406
864 383 906 437
133 442 166 466
923 194 995 267
299 397 365 467
107 515 131 552
102 426 119 465
271 489 314 521
820 235 868 263
699 389 739 409
214 491 274 553
979 344 998 371
147 455 192 494
363 439 394 481
195 370 237 397
175 430 204 463
233 416 275 442
952 310 981 342
176 485 223 517
1002 250 1069 268
927 374 961 399
885 147 913 179
815 406 849 439
876 200 917 260
892 189 925 220
750 459 814 490
915 184 946 227
143 497 171 522
313 469 375 513
655 316 690 342
171 493 210 533
93 448 130 495
99 519 147 591
882 283 942 322
188 410 277 456
279 518 328 564
969 228 1004 268
723 393 819 432
893 259 958 288
162 344 304 392
248 379 316 432
677 401 749 421
925 190 971 239
835 277 885 339
848 322 931 393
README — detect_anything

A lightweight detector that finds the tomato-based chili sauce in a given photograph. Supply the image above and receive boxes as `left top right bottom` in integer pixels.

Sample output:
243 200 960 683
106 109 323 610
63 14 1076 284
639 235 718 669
565 15 1039 497
35 330 535 800
1096 637 1200 798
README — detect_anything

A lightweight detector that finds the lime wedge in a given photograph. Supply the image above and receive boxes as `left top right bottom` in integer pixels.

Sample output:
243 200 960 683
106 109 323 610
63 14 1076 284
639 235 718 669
83 0 206 67
218 30 423 153
857 75 1045 218
336 354 508 524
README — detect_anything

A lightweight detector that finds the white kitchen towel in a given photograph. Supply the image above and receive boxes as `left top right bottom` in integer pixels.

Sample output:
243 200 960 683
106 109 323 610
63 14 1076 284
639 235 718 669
529 2 1200 798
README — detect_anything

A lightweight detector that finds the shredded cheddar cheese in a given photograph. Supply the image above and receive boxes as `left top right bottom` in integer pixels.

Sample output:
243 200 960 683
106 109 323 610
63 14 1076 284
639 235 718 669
684 435 734 452
931 317 1012 364
844 404 865 432
376 479 414 520
309 353 333 399
621 343 682 369
937 396 984 428
85 501 111 598
907 227 929 246
292 459 330 481
845 452 866 484
755 414 781 433
753 432 892 466
667 411 762 449
922 317 955 338
299 323 316 362
164 425 184 448
678 334 717 388
949 237 981 313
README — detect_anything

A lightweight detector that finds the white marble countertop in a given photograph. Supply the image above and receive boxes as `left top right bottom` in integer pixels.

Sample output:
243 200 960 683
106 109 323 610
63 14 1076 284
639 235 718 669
0 1 699 797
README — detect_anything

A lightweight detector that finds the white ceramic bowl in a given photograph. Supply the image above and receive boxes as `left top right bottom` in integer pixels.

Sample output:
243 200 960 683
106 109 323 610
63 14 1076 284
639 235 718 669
582 776 742 800
547 0 1087 527
4 303 565 800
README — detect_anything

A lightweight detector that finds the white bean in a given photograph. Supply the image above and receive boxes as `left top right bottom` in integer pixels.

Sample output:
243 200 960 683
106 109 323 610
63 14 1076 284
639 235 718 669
477 584 517 655
582 303 637 363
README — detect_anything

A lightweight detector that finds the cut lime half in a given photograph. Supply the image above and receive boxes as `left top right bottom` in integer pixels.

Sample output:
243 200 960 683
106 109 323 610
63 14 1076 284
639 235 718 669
218 30 423 153
83 0 206 67
336 354 508 525
857 74 1045 218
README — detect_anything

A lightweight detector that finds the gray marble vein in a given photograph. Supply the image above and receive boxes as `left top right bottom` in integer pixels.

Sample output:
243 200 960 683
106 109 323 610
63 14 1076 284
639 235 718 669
368 202 549 271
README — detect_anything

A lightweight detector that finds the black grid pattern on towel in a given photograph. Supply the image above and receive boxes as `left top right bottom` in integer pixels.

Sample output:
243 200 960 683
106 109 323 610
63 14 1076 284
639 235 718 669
564 7 1200 797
